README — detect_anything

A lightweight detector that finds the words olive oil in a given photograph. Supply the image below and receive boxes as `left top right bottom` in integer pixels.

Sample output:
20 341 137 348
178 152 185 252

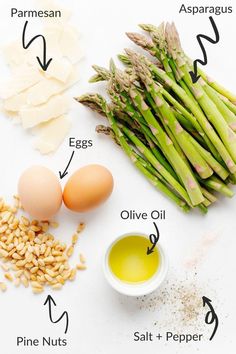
108 235 160 283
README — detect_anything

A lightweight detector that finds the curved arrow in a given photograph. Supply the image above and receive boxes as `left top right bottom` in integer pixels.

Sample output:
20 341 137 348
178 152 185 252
202 296 219 340
146 222 160 255
22 21 52 71
189 17 219 83
59 150 75 179
44 295 69 334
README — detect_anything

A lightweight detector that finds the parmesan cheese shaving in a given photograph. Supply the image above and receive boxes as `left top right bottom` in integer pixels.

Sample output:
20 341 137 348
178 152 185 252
0 66 43 99
44 23 64 45
1 0 82 154
60 26 84 64
20 95 70 129
4 92 28 112
3 42 41 69
45 57 73 82
2 41 26 68
27 67 78 106
33 116 71 154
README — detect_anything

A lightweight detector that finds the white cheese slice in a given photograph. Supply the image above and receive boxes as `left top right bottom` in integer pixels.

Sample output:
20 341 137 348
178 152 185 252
33 115 71 154
0 66 43 99
2 41 26 67
3 41 42 69
27 67 78 106
4 91 28 112
45 57 72 82
44 23 63 45
59 25 84 64
20 95 70 129
1 107 19 121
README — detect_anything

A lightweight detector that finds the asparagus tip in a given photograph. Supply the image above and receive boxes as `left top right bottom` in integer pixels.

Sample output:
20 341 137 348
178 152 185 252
125 48 152 85
117 53 131 66
75 94 107 116
165 21 182 58
126 32 154 50
114 67 133 92
91 64 111 81
88 74 104 83
138 23 158 33
109 58 116 74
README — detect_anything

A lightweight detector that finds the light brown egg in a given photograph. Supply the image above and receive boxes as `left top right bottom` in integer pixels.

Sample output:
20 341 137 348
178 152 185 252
63 164 114 212
18 166 62 220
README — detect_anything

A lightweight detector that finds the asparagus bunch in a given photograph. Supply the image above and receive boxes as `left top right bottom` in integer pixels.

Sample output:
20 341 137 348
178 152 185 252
76 22 236 213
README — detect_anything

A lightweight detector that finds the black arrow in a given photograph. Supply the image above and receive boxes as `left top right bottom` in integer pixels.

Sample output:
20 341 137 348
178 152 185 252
202 296 219 340
202 296 213 308
22 20 52 71
146 222 160 255
59 151 75 179
44 295 69 334
189 17 219 84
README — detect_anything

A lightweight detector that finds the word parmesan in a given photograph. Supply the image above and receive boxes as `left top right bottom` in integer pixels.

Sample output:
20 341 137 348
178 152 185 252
11 8 62 18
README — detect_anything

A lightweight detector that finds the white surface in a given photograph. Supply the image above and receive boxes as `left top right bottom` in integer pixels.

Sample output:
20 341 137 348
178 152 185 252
0 0 235 353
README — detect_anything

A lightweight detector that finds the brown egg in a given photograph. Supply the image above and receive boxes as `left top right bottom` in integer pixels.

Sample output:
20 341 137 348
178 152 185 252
63 164 114 212
18 166 62 220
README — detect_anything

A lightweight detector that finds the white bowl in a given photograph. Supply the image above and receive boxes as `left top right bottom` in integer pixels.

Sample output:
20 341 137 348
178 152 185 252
103 232 168 296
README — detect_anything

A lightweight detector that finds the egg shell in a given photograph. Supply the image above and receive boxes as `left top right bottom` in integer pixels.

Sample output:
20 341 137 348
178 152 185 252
63 164 114 212
18 166 62 220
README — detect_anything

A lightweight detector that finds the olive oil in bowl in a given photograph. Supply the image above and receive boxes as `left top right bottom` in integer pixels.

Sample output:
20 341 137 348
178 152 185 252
108 235 160 283
104 232 168 296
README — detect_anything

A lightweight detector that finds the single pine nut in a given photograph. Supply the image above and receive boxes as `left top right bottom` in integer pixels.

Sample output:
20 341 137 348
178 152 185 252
44 274 53 282
5 273 13 282
30 267 39 274
0 282 7 292
69 268 77 281
67 246 74 257
1 264 10 272
77 223 85 233
0 249 8 258
32 287 44 294
12 253 22 260
21 277 29 288
44 256 55 263
46 269 55 278
79 254 86 264
72 233 78 245
31 281 43 289
52 283 62 290
77 264 87 270
15 270 24 278
50 221 59 229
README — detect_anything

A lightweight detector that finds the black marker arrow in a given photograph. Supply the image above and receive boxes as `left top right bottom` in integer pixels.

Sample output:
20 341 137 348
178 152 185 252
202 296 219 340
44 295 69 334
202 296 213 308
147 222 160 255
59 151 75 179
189 16 219 84
147 246 155 255
22 20 52 71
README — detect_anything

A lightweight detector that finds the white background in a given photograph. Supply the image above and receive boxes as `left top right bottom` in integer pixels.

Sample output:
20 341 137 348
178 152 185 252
0 0 235 353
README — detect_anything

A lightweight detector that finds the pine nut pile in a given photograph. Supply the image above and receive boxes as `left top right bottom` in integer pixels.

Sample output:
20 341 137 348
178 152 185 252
0 196 86 294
